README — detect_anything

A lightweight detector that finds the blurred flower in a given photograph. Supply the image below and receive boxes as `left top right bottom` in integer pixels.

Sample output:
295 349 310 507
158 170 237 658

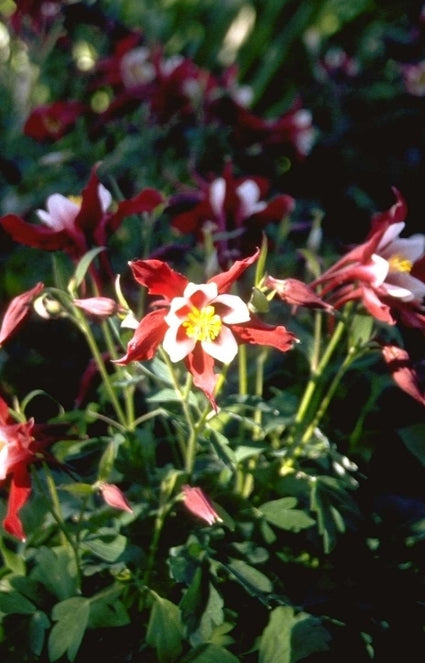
312 189 425 327
182 485 222 525
0 168 163 278
115 250 297 409
0 282 44 346
23 101 87 142
210 96 316 159
400 60 425 96
167 163 294 268
98 482 133 513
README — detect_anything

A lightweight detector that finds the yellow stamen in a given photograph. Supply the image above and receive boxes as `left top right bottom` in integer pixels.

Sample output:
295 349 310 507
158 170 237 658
68 195 83 206
388 254 412 273
183 305 222 342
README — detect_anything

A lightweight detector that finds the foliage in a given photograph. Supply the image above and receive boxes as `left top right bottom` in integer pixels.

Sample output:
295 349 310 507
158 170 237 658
0 1 424 662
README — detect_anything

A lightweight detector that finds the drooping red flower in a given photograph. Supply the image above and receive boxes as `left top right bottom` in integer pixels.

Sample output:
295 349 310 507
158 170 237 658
182 485 223 526
312 189 425 329
0 167 163 279
98 482 133 513
115 250 297 409
0 395 48 540
381 344 425 406
167 164 295 268
265 276 333 312
23 101 87 142
0 282 44 346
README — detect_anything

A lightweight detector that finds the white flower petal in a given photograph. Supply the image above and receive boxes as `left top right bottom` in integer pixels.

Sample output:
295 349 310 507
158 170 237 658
163 325 196 362
183 281 218 302
201 325 238 364
213 293 250 323
385 272 425 301
37 194 79 231
377 222 405 251
369 254 390 286
98 184 112 212
236 180 266 217
209 178 226 217
384 234 425 264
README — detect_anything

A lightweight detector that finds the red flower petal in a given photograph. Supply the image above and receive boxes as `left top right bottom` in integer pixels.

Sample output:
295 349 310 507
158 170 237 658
0 282 44 345
231 316 297 353
184 345 219 410
129 259 188 300
3 467 32 541
381 344 425 406
209 249 259 293
182 485 223 525
0 214 72 251
115 309 168 363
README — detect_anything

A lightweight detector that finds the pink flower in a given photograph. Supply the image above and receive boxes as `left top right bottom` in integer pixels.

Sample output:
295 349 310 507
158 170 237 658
73 297 119 318
312 190 425 327
0 396 45 540
115 250 297 409
98 483 133 513
0 282 44 346
182 485 222 525
265 276 333 312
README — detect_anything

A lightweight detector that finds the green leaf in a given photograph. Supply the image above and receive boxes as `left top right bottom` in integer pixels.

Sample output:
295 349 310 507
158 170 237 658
29 610 50 656
89 592 130 628
146 591 183 663
97 441 117 481
225 558 272 597
48 597 90 662
259 606 331 663
399 423 425 467
191 583 224 646
348 313 374 348
81 531 127 562
31 547 79 600
0 590 36 615
180 643 239 663
72 246 105 289
0 539 26 574
259 497 315 532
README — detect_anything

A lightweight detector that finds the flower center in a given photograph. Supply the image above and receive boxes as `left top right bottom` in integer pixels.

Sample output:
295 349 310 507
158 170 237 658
68 195 83 207
182 305 222 342
388 254 412 273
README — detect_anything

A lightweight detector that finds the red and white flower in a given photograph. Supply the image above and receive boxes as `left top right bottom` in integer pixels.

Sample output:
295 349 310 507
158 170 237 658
312 189 425 327
116 250 297 409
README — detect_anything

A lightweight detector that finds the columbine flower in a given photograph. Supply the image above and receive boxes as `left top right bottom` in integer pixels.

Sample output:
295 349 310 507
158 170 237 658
115 250 297 409
0 396 44 540
0 168 163 278
73 297 119 318
167 164 294 268
312 189 425 326
182 485 223 525
0 282 44 346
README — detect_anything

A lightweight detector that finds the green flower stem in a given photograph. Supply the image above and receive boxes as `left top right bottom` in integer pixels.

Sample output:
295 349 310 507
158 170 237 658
300 349 356 446
158 348 199 474
72 307 128 429
288 314 347 448
238 343 248 396
35 465 82 588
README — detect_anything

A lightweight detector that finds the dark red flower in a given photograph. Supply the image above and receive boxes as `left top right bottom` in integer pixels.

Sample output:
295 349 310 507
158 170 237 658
23 101 87 142
0 168 163 277
167 164 294 268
